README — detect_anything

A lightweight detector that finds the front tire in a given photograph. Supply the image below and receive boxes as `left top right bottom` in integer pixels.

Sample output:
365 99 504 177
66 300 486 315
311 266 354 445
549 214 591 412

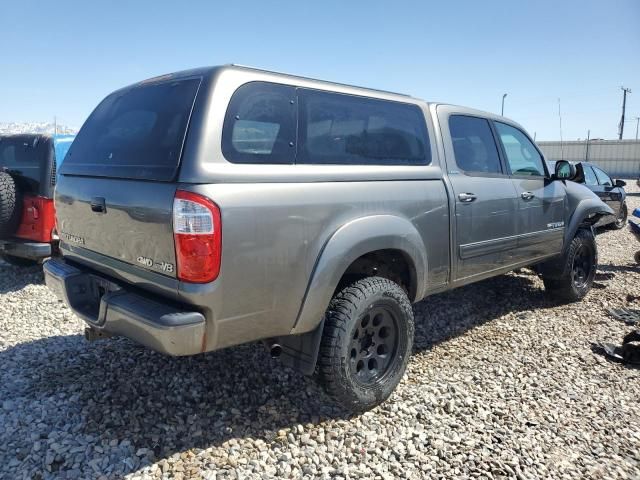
316 277 414 412
542 228 597 302
611 202 627 230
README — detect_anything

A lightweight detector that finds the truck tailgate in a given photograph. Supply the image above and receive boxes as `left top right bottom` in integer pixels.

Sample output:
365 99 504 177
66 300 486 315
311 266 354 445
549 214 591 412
55 176 177 277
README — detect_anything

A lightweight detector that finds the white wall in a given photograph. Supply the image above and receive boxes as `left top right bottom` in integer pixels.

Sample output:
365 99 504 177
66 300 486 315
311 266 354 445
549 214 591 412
538 140 640 178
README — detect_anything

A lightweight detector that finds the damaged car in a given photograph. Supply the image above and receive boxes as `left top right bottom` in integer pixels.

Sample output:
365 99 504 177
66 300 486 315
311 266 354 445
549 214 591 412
548 160 627 229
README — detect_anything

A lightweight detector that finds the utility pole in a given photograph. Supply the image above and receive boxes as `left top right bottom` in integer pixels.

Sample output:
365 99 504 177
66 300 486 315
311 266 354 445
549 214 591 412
618 86 631 140
585 129 590 161
635 116 640 140
501 93 507 116
558 98 564 160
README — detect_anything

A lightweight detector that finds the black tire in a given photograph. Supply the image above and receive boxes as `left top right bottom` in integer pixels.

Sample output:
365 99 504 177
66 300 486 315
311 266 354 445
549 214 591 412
316 277 414 412
542 228 597 302
0 254 39 267
0 171 22 239
611 202 627 230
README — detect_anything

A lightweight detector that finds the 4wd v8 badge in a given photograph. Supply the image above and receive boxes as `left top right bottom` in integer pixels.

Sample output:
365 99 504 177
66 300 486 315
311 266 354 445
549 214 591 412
136 256 174 273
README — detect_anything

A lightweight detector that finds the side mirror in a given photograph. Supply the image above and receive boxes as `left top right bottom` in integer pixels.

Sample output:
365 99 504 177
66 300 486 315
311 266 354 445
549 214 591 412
615 179 626 188
554 160 576 180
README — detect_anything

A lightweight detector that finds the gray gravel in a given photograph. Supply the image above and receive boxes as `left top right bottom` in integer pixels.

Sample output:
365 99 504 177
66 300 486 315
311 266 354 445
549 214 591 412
2 186 640 480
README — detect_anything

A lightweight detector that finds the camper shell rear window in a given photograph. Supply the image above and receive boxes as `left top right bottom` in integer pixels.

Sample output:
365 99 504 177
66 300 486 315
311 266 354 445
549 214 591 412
62 78 201 181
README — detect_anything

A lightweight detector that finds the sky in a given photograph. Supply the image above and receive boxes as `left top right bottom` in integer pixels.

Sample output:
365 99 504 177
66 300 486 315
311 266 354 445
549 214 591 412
1 0 639 140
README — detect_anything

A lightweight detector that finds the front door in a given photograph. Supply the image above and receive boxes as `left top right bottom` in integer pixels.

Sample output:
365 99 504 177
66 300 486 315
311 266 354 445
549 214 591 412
592 165 622 216
437 108 520 281
493 121 566 263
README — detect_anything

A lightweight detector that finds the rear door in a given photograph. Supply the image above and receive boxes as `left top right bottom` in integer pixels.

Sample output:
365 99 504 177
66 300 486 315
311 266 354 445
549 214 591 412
493 121 565 263
56 77 201 278
437 108 519 281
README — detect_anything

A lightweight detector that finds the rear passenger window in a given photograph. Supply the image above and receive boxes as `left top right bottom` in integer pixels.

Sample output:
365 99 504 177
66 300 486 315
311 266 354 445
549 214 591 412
448 115 502 174
222 82 296 164
298 89 430 165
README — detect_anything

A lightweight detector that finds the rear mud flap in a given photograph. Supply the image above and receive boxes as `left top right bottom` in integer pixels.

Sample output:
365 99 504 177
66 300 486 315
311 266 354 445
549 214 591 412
275 320 325 376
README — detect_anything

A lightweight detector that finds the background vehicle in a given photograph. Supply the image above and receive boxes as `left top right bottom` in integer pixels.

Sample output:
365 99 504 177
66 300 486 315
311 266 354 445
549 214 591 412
548 160 627 229
44 66 612 412
0 134 74 265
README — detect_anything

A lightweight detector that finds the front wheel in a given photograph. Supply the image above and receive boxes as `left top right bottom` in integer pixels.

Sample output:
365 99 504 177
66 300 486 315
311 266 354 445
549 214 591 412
542 228 597 302
316 277 414 412
611 202 628 230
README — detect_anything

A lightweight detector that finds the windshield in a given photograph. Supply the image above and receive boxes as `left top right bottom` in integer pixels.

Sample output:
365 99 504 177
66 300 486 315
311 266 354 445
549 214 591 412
62 78 201 181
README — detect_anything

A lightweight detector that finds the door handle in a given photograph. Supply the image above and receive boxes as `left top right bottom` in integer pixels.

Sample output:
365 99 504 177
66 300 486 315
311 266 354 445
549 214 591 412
90 197 106 213
521 191 535 200
458 193 477 203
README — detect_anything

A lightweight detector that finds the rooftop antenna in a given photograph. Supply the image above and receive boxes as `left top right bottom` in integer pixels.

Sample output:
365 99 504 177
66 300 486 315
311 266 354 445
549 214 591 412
558 98 564 160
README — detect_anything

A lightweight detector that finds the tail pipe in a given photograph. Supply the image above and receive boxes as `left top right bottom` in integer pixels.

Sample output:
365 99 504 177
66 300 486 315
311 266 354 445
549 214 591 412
263 339 282 358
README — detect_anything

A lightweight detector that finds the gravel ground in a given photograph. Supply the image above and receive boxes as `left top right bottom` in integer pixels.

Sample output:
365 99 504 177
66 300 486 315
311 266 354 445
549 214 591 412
2 185 640 480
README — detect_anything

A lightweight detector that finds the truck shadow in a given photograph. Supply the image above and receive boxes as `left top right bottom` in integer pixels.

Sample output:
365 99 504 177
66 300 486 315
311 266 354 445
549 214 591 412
598 262 640 274
412 270 557 352
0 262 44 294
1 271 561 477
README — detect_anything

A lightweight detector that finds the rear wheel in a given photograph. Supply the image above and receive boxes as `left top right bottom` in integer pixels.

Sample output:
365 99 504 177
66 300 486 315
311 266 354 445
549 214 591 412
316 277 414 412
542 228 597 302
0 254 39 267
0 171 22 239
611 202 627 230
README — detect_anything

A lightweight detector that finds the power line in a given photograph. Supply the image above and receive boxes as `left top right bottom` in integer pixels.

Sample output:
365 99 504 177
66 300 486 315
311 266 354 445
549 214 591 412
618 86 631 140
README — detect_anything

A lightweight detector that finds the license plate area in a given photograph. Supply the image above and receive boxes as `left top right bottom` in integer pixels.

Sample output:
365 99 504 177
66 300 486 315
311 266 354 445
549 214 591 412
89 275 122 326
69 274 121 326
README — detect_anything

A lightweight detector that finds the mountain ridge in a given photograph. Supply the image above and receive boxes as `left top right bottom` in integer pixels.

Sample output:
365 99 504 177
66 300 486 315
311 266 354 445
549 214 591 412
0 122 77 136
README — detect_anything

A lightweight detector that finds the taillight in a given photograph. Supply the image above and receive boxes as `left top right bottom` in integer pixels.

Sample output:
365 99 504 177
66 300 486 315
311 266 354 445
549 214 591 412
173 190 222 283
15 196 56 243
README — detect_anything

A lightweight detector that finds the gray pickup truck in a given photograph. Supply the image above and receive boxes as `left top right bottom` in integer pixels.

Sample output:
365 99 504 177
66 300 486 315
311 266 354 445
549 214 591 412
44 65 612 411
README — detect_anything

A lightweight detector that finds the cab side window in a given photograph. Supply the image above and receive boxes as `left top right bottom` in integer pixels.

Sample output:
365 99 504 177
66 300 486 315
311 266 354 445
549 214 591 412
298 89 430 166
448 115 502 174
583 165 598 186
494 122 546 177
593 167 612 186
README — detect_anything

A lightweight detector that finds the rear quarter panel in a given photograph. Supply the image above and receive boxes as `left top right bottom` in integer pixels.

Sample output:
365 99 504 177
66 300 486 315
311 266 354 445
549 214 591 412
182 179 449 350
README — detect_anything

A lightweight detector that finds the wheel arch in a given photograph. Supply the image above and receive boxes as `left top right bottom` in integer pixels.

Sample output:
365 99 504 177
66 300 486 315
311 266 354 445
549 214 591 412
563 197 613 252
290 214 427 336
